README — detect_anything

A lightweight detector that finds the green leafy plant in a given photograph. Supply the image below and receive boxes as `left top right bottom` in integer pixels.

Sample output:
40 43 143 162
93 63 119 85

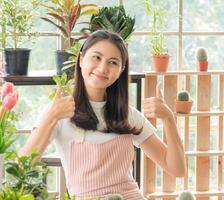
62 42 82 71
145 0 168 55
49 72 74 100
196 47 208 62
41 0 98 49
0 0 43 49
4 150 50 199
0 187 35 200
82 6 135 41
177 91 190 101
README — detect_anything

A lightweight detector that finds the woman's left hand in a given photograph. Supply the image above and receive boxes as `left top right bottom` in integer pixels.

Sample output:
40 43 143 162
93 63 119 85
142 84 173 120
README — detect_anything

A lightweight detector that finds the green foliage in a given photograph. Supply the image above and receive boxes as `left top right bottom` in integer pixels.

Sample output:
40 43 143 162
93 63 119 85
178 91 190 101
82 5 135 41
0 110 18 153
48 72 74 100
196 47 208 61
0 0 43 49
105 194 123 200
63 42 82 71
178 191 195 200
151 33 168 56
41 0 98 48
0 187 35 200
145 0 168 55
4 150 50 200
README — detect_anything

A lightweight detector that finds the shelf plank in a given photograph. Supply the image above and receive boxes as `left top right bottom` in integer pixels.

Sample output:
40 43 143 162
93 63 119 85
175 111 224 116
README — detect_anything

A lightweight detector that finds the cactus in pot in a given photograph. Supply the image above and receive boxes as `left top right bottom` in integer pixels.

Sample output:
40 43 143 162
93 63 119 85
178 191 195 200
175 91 193 114
196 47 208 71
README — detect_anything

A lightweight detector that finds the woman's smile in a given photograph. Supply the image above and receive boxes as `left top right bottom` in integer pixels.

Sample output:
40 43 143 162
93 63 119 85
91 72 109 80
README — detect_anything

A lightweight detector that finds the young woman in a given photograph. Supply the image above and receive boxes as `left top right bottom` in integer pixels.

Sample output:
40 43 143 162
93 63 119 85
20 30 186 200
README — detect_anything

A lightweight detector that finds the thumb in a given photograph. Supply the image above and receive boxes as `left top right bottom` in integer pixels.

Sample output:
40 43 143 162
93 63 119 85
54 84 62 99
156 83 163 99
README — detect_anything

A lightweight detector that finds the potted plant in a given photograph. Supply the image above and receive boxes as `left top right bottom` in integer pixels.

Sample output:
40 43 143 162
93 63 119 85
174 91 193 114
0 0 42 75
82 5 135 41
4 150 50 199
196 47 208 71
0 82 19 187
145 0 170 72
0 187 35 200
41 0 98 75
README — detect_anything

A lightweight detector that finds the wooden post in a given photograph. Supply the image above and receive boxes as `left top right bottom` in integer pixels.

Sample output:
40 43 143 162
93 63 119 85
196 75 211 200
142 75 157 198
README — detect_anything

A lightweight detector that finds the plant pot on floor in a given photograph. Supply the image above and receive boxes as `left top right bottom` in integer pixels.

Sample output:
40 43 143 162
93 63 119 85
56 50 74 77
0 154 4 187
197 61 208 71
4 48 31 75
152 54 170 72
174 100 193 114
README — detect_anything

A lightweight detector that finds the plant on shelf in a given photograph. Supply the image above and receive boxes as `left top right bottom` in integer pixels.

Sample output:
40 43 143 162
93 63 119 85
145 0 170 72
0 82 19 187
178 191 195 200
3 150 50 199
196 47 208 72
41 0 98 75
174 91 193 114
82 5 135 41
0 0 43 75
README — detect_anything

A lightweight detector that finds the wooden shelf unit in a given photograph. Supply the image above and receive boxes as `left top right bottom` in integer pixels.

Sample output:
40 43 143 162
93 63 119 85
142 71 224 200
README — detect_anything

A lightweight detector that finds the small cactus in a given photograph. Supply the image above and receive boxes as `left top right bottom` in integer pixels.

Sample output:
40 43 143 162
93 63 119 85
178 191 195 200
196 47 208 61
105 194 123 200
178 91 190 101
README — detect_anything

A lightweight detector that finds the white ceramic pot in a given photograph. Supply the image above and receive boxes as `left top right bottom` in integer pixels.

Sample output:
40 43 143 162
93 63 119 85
0 153 4 187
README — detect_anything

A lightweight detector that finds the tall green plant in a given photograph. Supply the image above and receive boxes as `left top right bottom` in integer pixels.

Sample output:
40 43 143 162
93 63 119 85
145 0 168 55
0 0 43 49
41 0 98 49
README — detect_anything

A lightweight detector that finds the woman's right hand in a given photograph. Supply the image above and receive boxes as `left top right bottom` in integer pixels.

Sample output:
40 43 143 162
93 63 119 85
48 84 75 121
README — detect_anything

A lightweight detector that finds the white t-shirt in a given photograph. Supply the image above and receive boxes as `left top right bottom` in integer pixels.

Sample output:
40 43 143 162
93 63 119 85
34 100 157 180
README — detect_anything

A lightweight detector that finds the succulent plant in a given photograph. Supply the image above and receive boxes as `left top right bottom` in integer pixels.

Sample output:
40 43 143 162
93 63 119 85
178 191 195 200
82 6 135 41
105 194 123 200
196 47 208 61
177 91 190 101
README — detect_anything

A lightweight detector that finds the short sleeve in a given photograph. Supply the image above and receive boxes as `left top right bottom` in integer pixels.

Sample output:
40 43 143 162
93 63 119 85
32 103 60 142
128 106 157 148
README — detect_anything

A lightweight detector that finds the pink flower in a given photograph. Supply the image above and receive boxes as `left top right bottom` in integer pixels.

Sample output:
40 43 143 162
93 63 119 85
2 91 19 110
2 82 14 100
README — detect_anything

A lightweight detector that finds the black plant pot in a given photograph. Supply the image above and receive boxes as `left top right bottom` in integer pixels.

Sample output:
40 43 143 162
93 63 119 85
56 50 74 78
4 48 31 75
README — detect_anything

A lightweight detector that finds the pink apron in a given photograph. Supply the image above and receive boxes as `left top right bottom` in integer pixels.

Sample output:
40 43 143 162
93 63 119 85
67 134 145 200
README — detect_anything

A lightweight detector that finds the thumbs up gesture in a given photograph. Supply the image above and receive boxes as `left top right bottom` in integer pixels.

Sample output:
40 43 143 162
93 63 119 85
49 84 75 121
142 83 173 120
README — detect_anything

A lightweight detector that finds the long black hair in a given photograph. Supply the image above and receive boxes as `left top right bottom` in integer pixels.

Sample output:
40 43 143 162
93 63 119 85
71 30 141 135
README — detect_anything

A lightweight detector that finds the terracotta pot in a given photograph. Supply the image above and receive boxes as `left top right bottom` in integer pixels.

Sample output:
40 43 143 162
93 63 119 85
197 61 208 71
175 100 193 114
152 54 170 72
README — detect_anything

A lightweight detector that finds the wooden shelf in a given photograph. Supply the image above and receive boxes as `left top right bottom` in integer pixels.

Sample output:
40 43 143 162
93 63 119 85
185 150 224 156
145 70 224 76
174 110 224 117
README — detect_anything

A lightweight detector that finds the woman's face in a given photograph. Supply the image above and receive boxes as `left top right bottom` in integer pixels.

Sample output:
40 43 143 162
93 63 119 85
80 40 123 100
